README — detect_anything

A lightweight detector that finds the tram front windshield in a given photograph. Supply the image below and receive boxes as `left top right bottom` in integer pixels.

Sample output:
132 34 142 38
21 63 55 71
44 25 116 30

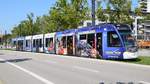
119 30 136 48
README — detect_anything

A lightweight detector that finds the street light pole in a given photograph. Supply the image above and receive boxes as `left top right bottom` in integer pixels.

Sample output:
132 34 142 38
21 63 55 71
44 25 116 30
4 30 7 48
41 19 45 52
134 17 138 40
92 0 96 26
37 17 45 52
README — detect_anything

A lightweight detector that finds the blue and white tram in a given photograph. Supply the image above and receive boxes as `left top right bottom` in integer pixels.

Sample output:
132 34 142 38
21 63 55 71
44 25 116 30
11 23 138 60
25 36 32 52
55 29 76 55
76 26 98 58
95 24 138 59
14 37 25 51
76 24 138 59
11 38 17 50
44 33 55 54
32 34 44 53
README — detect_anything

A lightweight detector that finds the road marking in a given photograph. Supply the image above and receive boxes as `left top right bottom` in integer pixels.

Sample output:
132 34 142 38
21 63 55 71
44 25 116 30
139 81 150 84
0 58 54 84
73 66 99 73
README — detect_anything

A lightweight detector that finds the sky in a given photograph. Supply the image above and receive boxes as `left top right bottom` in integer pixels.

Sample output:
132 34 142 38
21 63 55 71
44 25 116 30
0 0 138 34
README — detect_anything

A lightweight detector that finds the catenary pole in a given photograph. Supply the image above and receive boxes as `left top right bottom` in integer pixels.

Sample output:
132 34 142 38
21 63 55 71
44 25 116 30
92 0 96 26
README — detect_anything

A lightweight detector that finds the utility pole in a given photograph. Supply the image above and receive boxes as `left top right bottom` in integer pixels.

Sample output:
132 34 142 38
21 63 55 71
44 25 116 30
134 17 138 40
31 25 33 52
41 18 45 52
4 30 7 48
92 0 96 26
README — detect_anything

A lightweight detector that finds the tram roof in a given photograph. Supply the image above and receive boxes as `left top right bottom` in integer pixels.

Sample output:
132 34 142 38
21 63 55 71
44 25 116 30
56 29 76 35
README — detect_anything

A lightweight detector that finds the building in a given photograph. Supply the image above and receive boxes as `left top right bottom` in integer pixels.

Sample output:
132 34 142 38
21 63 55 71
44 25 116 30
137 20 150 41
78 20 105 28
139 0 150 13
136 0 150 41
143 20 150 40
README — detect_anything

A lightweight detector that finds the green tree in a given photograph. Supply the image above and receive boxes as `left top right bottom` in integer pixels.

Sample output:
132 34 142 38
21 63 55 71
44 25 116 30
49 0 89 31
2 33 12 45
11 26 19 37
144 14 150 20
96 2 108 22
106 0 133 24
33 16 43 34
11 0 89 37
134 7 142 16
11 13 42 37
26 13 35 35
41 15 56 33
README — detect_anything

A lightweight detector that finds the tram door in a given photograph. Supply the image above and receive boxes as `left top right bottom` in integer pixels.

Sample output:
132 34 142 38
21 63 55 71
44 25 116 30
67 36 73 55
35 39 39 52
35 39 42 52
96 33 102 56
87 34 95 48
18 40 24 51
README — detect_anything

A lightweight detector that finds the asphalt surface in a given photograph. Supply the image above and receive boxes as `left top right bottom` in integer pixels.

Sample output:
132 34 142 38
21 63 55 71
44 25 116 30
0 50 150 84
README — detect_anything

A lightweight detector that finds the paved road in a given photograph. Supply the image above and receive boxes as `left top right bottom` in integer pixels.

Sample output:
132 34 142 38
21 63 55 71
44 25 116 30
0 50 150 84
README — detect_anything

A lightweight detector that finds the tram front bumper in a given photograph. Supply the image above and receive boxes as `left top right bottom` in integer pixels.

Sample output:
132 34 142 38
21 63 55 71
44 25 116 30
123 52 138 59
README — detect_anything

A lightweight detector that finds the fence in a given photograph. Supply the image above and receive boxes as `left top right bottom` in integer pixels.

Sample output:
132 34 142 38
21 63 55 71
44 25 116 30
137 40 150 48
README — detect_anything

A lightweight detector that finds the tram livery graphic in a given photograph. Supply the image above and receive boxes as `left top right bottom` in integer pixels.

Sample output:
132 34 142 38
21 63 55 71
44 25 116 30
11 24 138 59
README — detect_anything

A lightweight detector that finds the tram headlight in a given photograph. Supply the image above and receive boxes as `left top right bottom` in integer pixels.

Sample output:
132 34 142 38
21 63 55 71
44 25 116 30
126 46 138 52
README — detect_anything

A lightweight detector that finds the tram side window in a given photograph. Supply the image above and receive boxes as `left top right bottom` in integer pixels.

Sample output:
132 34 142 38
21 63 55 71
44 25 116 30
39 39 42 47
80 34 86 40
26 40 30 47
107 32 122 47
87 34 95 48
46 38 53 47
18 40 23 46
62 37 66 48
49 38 53 47
13 41 16 46
46 38 50 47
33 39 36 47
